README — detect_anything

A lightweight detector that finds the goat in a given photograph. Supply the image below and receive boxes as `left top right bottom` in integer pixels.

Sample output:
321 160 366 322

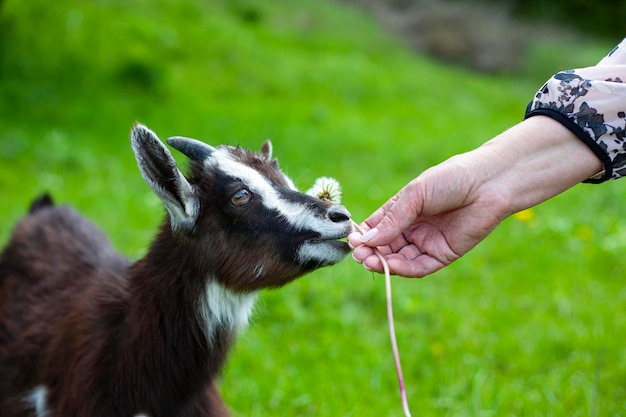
0 124 353 417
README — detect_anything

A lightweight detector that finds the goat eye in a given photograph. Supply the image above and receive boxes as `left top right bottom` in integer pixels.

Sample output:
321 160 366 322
230 189 252 206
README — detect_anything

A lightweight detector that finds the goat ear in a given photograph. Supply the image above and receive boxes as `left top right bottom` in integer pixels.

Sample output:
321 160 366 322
131 123 198 230
260 140 272 160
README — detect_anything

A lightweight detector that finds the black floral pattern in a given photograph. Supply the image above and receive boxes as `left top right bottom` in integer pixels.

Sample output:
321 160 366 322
525 39 626 183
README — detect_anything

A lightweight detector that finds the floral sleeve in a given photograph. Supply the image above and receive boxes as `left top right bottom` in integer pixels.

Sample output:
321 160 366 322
525 37 626 183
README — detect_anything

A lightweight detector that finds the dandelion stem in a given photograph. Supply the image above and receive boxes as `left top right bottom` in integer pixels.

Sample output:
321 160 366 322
352 221 411 417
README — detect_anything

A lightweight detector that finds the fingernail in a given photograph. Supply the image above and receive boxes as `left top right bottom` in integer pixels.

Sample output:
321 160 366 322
351 253 361 263
360 227 378 242
347 234 357 249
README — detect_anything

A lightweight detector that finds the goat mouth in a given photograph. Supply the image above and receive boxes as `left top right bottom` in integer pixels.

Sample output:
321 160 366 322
300 226 353 258
307 237 351 252
297 235 352 267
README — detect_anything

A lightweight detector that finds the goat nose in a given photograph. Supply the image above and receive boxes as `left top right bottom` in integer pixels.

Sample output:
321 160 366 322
327 205 351 223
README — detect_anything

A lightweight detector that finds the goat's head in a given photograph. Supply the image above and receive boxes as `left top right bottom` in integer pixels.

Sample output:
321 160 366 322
131 123 353 292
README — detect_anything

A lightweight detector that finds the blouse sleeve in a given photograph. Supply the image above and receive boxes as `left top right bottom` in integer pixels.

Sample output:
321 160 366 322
525 37 626 183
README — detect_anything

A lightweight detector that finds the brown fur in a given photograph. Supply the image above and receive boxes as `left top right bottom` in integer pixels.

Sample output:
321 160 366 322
0 131 351 417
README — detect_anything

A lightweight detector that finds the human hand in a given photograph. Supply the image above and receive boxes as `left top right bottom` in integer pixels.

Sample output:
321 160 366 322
348 154 508 277
349 116 602 278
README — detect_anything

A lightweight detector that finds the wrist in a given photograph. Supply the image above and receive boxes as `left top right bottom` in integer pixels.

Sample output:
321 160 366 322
470 116 602 216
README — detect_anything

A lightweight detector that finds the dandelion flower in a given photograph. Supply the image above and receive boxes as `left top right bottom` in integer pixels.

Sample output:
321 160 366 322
306 176 342 204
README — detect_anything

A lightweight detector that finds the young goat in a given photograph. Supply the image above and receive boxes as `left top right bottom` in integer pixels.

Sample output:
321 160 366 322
0 124 353 417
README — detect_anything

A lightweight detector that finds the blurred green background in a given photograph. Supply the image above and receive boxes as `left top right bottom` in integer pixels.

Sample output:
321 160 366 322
1 0 625 415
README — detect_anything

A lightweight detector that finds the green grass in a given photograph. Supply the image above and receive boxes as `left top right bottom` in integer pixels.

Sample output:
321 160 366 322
1 0 625 415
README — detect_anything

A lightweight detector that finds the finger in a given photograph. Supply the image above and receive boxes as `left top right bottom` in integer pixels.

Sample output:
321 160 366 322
361 194 400 230
363 184 424 248
351 245 376 262
362 254 385 274
362 249 446 277
396 243 423 260
361 204 416 248
347 231 364 249
386 254 447 278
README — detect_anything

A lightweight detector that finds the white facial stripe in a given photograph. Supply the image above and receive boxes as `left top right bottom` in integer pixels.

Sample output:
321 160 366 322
205 149 340 237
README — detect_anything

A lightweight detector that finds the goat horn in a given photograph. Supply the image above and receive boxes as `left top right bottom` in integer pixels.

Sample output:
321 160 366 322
167 136 216 161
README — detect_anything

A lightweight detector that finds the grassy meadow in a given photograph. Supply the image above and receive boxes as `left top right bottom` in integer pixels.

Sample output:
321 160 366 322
1 0 625 415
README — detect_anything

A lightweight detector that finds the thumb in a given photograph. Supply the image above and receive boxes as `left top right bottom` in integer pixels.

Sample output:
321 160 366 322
360 192 418 247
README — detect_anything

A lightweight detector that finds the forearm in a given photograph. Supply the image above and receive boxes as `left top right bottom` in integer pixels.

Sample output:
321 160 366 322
461 38 626 217
465 115 602 217
525 37 626 182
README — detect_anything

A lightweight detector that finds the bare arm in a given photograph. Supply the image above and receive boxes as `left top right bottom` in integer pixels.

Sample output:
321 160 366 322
348 115 602 277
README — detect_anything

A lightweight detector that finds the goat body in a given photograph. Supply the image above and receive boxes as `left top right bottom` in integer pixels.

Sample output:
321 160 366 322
0 125 352 417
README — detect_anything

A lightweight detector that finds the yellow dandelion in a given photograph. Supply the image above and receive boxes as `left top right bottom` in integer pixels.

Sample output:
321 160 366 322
513 208 535 222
